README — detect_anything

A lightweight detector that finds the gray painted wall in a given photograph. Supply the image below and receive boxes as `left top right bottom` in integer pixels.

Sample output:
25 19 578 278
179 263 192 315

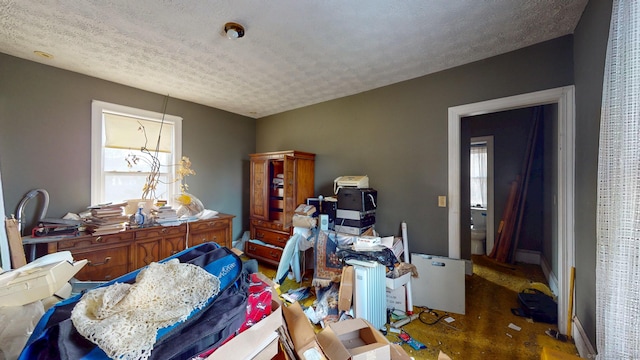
573 0 613 349
0 53 256 241
257 36 573 258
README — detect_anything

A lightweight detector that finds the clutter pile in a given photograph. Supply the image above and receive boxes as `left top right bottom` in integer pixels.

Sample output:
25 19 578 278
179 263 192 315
31 218 82 237
334 187 377 235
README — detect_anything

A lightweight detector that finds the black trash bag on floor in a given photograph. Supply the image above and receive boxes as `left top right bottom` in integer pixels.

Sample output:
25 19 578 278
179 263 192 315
336 247 399 270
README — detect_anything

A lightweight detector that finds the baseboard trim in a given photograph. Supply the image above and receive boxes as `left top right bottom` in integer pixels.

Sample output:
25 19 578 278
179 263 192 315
573 316 597 358
515 249 541 265
540 255 559 296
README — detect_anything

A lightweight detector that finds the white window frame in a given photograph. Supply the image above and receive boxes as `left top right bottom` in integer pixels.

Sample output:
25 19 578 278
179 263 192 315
91 100 183 205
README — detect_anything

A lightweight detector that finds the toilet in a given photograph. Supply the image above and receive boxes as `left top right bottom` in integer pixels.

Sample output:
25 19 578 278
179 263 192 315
470 207 487 255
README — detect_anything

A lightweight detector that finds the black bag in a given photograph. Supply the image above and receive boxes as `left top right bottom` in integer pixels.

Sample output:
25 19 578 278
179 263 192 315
336 247 399 270
511 288 557 324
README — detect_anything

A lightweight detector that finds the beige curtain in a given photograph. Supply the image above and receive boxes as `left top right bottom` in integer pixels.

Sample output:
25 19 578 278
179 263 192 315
104 113 174 153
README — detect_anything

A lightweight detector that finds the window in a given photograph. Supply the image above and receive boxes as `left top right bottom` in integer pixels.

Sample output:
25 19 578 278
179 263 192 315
91 100 182 205
470 142 487 207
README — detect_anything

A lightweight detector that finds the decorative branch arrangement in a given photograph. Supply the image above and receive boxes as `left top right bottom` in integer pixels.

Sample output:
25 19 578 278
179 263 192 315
124 96 195 200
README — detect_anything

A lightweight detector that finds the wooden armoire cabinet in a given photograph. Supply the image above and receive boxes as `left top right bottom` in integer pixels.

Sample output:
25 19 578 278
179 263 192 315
247 150 315 265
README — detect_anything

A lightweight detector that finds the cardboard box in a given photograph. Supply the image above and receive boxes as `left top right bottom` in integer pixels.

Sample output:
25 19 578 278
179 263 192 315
207 273 283 360
250 332 280 360
385 272 411 289
282 302 412 360
316 318 390 360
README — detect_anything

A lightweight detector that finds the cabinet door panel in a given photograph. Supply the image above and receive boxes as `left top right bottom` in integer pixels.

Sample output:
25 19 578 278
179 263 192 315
283 155 296 228
162 235 186 259
250 159 268 220
135 238 161 268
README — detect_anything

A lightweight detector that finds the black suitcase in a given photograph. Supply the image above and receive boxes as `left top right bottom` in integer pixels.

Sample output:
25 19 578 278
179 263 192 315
512 288 558 324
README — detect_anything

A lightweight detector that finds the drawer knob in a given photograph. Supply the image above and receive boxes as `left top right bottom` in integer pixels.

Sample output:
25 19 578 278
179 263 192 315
88 256 111 266
256 232 264 238
162 228 168 233
249 245 257 251
95 236 103 243
270 251 279 259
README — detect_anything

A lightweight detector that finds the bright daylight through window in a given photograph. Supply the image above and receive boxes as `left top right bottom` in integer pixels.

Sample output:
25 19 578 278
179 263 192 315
470 143 487 208
91 100 183 206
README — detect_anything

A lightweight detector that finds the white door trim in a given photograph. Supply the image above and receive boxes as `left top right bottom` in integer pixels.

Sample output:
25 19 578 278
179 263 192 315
447 86 575 334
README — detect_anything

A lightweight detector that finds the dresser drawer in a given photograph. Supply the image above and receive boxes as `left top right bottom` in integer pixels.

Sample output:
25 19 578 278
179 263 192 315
73 244 131 281
189 228 227 247
245 241 283 265
58 231 134 250
135 224 185 240
252 227 290 248
188 219 230 232
250 218 285 231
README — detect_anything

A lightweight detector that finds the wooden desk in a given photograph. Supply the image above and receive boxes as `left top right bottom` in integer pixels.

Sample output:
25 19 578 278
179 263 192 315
23 214 234 281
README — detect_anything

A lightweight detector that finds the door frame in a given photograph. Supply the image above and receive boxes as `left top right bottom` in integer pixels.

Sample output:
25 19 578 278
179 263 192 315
447 86 575 334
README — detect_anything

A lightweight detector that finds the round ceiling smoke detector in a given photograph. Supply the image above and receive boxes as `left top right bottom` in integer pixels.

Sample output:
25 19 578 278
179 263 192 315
224 22 245 39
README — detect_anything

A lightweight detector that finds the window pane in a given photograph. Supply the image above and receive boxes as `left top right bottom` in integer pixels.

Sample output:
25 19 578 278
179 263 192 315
470 145 487 207
105 148 172 172
105 173 169 203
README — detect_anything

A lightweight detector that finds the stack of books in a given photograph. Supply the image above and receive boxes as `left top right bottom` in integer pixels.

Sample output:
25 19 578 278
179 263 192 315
153 205 178 225
83 202 128 235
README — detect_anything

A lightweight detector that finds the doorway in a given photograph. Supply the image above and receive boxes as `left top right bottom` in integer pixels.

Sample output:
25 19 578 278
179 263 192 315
447 86 575 335
470 136 494 255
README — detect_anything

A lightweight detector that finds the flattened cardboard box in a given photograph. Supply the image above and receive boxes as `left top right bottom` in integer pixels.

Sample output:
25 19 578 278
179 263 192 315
338 266 354 312
207 273 282 360
282 301 327 360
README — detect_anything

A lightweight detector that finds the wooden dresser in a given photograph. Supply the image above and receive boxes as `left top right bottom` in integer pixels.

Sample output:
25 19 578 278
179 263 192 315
40 214 234 281
247 150 315 266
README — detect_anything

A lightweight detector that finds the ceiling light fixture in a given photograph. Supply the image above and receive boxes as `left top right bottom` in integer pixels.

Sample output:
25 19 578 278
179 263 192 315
224 22 245 39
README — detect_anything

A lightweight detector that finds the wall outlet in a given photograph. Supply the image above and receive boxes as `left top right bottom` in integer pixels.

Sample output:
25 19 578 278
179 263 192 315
438 196 447 207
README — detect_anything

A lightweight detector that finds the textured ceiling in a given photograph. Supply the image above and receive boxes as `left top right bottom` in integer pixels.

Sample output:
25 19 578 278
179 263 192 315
0 1 587 118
